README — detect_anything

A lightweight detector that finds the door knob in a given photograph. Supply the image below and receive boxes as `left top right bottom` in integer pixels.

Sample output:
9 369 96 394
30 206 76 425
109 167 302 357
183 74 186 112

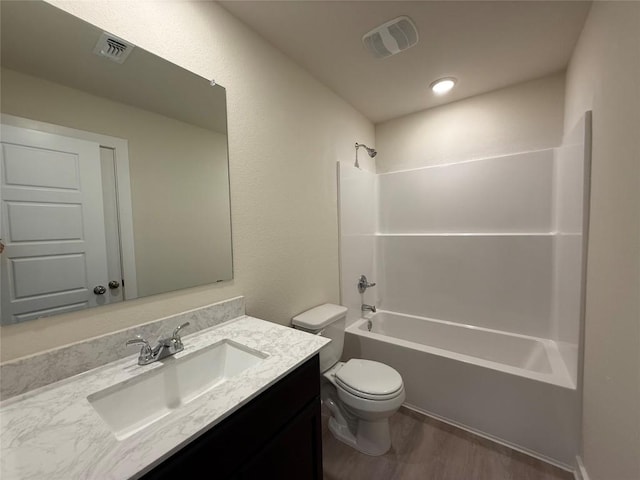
108 280 120 289
93 285 107 295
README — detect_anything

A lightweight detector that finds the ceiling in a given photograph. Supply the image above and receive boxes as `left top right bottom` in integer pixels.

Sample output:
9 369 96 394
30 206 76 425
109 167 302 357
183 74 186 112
220 1 591 124
1 1 227 134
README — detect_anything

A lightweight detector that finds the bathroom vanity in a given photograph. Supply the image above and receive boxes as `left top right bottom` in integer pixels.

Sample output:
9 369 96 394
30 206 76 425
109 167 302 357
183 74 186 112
0 312 329 480
142 355 322 479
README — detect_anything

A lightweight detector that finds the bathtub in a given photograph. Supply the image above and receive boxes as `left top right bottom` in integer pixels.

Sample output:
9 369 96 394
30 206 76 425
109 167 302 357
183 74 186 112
343 310 580 467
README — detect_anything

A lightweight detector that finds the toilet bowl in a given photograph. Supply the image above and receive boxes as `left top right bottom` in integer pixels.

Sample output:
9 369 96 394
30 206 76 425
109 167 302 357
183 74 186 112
323 359 405 455
292 304 405 456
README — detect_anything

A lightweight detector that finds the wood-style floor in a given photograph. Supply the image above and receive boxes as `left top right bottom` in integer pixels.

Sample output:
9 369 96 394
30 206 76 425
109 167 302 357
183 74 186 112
322 407 573 480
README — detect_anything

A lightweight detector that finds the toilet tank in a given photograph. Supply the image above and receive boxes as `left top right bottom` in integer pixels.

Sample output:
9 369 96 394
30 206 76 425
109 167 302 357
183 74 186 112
292 304 347 372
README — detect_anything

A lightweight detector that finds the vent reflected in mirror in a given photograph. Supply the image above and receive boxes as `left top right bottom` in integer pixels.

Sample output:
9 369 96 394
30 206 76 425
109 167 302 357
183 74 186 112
0 1 233 325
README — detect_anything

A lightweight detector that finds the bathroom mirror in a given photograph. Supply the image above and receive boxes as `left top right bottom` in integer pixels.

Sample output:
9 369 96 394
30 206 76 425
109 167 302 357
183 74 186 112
0 1 233 325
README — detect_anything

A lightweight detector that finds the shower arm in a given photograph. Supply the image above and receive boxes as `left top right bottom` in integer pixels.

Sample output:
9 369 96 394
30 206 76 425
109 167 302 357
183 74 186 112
354 142 377 168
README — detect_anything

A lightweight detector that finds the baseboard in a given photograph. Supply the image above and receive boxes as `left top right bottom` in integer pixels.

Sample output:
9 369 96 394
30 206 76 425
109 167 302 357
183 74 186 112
574 456 590 480
402 403 575 473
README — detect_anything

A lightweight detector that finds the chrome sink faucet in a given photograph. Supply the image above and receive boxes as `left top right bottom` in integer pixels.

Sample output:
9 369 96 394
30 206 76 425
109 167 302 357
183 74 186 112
126 322 190 366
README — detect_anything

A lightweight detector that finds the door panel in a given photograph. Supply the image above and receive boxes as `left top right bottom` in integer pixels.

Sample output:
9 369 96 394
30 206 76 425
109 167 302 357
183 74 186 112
14 302 88 323
9 288 89 321
3 143 79 189
11 254 87 297
1 124 109 324
7 202 83 241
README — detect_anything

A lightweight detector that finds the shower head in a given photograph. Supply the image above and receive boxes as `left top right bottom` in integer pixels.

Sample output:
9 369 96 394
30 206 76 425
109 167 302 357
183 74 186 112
355 142 377 158
355 142 377 168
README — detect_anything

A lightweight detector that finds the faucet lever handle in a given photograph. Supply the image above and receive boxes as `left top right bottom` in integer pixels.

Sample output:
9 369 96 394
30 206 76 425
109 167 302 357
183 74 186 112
126 335 152 357
357 274 377 294
172 322 190 342
126 335 149 348
126 335 158 365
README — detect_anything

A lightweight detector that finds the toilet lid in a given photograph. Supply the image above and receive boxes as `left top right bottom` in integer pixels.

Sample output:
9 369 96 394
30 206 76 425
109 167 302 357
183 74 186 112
335 359 403 399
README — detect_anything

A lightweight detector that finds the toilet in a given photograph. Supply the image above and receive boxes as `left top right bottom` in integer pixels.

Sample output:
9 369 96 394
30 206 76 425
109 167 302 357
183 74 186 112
292 303 405 456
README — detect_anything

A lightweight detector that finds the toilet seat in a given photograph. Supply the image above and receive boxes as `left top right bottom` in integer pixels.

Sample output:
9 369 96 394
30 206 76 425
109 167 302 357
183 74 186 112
335 359 404 401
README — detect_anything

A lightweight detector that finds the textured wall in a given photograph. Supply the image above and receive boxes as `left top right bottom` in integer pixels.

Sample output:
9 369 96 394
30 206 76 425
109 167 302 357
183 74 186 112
563 2 640 479
0 0 374 361
376 73 565 173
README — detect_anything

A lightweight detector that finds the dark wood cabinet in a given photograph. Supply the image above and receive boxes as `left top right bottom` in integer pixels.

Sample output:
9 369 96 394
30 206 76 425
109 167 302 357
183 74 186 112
140 355 322 480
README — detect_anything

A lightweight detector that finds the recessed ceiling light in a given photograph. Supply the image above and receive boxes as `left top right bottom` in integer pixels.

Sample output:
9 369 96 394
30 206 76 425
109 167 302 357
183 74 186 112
430 77 457 95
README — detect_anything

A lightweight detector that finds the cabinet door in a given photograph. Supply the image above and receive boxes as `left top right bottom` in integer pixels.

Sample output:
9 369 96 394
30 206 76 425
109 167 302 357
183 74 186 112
237 398 323 480
140 356 321 480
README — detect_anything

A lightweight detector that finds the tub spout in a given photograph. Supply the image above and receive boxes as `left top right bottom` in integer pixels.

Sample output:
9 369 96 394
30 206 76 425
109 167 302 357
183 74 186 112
362 304 377 313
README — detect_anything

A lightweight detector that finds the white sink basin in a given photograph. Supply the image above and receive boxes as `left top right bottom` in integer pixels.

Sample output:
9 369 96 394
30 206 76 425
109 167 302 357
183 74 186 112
87 339 267 440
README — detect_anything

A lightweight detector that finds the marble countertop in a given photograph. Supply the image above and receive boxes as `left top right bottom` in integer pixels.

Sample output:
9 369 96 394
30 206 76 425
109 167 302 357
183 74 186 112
0 316 329 480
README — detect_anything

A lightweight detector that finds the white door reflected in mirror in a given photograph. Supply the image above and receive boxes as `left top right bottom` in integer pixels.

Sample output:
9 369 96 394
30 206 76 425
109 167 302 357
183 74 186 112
0 1 233 325
0 125 119 324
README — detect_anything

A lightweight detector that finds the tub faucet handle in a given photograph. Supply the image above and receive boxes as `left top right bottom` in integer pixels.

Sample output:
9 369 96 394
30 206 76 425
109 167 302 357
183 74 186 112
357 274 376 294
362 304 377 313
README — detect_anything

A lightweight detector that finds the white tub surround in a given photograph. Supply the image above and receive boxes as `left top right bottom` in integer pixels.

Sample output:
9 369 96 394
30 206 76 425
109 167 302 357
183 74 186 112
377 150 554 234
338 122 591 467
369 135 591 388
551 113 592 382
0 296 245 400
377 234 554 337
375 149 558 341
0 315 329 480
345 312 579 466
337 163 378 328
339 130 590 373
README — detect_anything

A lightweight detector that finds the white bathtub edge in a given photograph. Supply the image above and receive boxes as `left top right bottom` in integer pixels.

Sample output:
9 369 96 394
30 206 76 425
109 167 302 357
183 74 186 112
347 317 575 390
402 403 576 473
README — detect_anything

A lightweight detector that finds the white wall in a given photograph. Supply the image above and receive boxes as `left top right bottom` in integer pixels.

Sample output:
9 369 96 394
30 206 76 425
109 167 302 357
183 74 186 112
0 0 374 362
563 3 640 479
375 73 565 173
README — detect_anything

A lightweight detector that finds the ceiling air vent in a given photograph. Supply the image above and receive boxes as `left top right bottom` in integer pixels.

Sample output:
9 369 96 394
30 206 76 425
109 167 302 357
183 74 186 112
93 32 135 64
362 16 419 59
